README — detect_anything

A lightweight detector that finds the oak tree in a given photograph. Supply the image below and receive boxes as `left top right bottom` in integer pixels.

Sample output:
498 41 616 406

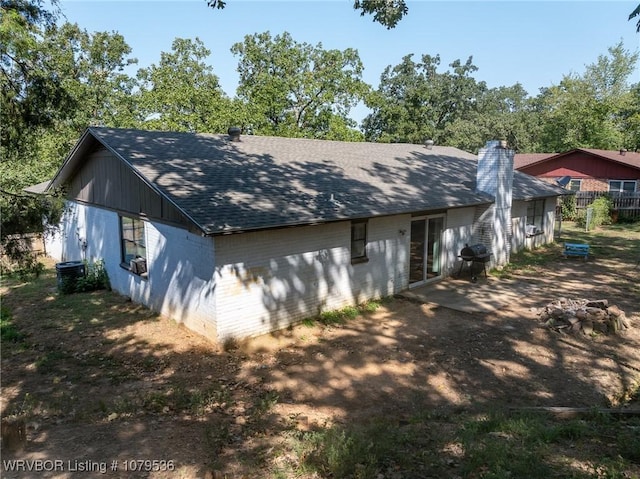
136 37 234 133
362 54 483 145
231 31 367 140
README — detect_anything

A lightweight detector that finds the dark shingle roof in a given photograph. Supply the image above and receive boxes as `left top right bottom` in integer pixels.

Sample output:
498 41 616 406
60 128 565 235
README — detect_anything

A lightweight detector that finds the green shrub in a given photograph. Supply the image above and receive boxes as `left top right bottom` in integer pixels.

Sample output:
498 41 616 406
577 196 613 230
560 194 577 221
60 259 110 294
77 259 110 292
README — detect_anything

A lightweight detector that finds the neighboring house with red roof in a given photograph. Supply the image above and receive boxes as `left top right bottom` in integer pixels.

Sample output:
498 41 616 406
514 148 640 193
44 128 564 341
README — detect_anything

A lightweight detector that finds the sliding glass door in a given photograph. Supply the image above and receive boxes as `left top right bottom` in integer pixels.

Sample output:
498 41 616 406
409 215 445 286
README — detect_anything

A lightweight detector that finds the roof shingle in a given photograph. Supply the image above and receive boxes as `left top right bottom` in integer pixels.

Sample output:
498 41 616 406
60 128 565 235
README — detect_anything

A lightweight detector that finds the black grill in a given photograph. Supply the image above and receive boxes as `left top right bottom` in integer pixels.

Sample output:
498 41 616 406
458 243 492 282
460 244 490 262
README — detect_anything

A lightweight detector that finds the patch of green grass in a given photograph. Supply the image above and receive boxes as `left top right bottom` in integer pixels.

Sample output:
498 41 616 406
458 411 640 479
319 308 357 326
459 413 557 478
361 299 383 313
251 390 279 419
275 416 445 478
301 317 316 327
491 243 561 278
492 221 640 279
35 349 74 374
558 221 640 255
287 421 404 478
0 304 27 344
315 299 386 326
103 384 234 418
270 410 640 479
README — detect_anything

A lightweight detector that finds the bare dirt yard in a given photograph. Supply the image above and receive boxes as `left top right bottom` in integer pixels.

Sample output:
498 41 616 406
2 223 639 478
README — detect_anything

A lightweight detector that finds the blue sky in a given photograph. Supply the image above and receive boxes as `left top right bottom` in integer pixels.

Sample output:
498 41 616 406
59 1 640 124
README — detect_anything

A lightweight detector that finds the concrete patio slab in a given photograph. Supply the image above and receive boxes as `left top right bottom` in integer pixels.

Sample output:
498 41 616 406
400 276 541 314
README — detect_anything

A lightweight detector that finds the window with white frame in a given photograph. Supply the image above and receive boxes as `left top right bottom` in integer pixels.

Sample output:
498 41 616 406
608 180 637 193
526 199 545 235
350 220 368 263
120 216 147 275
567 179 581 191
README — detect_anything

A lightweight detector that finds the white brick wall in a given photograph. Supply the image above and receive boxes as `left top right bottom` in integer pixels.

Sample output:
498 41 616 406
214 216 410 340
351 215 410 299
442 207 475 276
511 199 557 253
145 222 217 340
46 201 121 270
46 202 218 340
214 222 347 339
48 201 557 342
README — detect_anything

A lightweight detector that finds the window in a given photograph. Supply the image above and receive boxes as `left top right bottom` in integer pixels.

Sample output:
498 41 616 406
526 199 545 234
120 216 147 275
350 220 368 263
567 179 581 191
609 180 636 193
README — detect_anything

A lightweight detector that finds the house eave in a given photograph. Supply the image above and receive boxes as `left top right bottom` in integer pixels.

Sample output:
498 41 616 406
517 149 640 172
201 198 496 236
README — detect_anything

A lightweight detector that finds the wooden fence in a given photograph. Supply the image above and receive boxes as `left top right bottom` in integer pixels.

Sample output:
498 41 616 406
575 191 640 219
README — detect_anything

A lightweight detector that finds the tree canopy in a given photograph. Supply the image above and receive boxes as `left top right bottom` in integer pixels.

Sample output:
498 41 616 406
136 37 233 133
231 31 367 140
630 3 640 32
1 0 70 169
361 41 639 153
536 42 639 151
362 54 485 145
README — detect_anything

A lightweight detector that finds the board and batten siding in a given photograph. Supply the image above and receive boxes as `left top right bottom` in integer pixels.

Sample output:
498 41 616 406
68 146 186 226
47 201 218 341
213 215 410 340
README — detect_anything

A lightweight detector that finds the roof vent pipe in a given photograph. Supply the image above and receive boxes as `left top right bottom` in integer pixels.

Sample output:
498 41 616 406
425 139 434 150
620 148 627 156
228 126 241 141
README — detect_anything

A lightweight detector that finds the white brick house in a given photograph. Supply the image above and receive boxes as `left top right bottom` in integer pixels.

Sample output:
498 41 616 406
45 128 564 341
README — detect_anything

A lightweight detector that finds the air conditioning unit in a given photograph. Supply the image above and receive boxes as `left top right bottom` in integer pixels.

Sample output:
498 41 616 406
130 257 147 275
526 224 539 236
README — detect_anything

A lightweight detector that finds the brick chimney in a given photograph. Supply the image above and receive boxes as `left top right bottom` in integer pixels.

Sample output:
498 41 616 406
476 140 514 266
